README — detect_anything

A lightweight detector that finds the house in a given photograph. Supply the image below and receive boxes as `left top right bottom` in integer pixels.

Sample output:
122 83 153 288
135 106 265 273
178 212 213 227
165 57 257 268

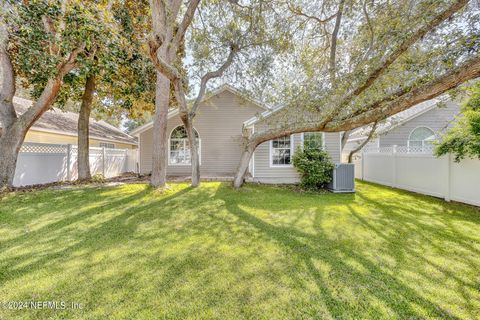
131 85 342 184
342 98 460 160
0 97 137 149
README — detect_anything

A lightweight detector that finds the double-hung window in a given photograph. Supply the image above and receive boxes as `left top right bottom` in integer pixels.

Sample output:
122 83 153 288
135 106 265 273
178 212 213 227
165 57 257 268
270 135 293 166
303 132 324 150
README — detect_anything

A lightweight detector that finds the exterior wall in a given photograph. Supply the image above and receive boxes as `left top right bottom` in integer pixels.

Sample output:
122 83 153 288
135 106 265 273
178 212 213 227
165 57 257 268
379 101 459 147
138 90 264 175
24 130 136 149
252 133 302 184
252 132 342 184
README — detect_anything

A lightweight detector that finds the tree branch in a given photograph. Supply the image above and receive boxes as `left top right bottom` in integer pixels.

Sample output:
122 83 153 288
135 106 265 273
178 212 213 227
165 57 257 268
244 56 480 151
148 36 182 80
287 2 337 25
172 0 201 49
329 0 345 84
190 43 239 116
19 45 85 127
328 55 480 131
348 121 377 163
341 130 350 151
324 0 469 121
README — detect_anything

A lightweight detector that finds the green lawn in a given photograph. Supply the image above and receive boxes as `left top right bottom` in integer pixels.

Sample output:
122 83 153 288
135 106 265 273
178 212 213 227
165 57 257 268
0 181 479 319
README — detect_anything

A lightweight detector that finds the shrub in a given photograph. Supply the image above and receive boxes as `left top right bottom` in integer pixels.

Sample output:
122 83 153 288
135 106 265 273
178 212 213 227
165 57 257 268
292 147 335 190
91 174 106 183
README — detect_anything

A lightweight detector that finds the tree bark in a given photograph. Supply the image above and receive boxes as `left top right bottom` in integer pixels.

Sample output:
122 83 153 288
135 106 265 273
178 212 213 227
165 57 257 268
329 0 345 84
0 124 26 189
181 115 200 187
233 143 255 189
150 71 170 188
348 122 377 163
77 74 96 181
341 130 350 151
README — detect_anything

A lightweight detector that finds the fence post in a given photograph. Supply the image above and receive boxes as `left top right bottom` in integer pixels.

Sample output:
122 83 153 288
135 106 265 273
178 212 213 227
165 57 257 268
102 147 106 177
445 153 451 202
392 145 397 188
66 144 72 181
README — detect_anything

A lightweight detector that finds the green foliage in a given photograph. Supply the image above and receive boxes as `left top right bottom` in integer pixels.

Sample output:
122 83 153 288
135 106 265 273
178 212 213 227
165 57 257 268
8 0 155 123
435 82 480 162
292 147 334 190
91 173 106 183
10 1 111 98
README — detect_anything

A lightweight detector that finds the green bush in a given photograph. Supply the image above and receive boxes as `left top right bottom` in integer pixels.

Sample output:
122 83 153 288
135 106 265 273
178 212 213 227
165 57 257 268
292 147 335 190
91 174 106 183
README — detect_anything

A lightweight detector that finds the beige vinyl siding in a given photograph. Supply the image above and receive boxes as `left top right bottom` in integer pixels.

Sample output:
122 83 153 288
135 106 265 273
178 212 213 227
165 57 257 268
324 132 341 163
252 131 342 184
379 101 460 147
25 130 137 149
252 133 302 184
139 90 264 175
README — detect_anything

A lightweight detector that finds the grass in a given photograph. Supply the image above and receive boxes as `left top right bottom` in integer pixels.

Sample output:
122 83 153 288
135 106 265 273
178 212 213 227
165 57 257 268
0 181 479 319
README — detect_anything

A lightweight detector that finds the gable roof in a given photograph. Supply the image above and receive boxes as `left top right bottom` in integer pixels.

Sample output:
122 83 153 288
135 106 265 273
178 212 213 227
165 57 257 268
347 98 443 142
129 84 269 136
2 97 137 145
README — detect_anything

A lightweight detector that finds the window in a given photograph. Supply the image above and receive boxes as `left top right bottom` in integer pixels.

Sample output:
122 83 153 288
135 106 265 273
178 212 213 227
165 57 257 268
303 132 324 150
270 135 293 166
408 127 436 151
99 143 115 149
169 125 200 165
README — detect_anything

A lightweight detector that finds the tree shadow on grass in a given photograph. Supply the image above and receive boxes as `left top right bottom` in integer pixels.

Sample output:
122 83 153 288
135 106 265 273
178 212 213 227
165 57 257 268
0 184 196 286
0 182 478 319
213 183 471 319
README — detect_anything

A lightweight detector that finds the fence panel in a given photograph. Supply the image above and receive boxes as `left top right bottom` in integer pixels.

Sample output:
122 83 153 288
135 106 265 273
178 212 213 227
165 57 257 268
363 153 395 186
356 146 480 206
450 158 480 206
394 154 447 198
13 143 137 187
14 144 68 186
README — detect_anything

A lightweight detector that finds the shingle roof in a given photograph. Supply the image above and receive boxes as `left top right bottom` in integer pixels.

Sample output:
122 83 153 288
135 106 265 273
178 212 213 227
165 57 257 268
1 97 137 145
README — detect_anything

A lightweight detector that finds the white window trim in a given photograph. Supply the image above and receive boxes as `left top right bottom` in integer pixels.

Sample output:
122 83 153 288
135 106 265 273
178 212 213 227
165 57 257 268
407 126 436 152
269 134 294 168
167 125 202 166
301 132 326 150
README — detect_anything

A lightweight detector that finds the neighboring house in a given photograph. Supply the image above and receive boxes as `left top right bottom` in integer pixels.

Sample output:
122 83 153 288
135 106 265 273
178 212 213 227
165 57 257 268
342 98 460 160
0 97 137 149
131 85 342 183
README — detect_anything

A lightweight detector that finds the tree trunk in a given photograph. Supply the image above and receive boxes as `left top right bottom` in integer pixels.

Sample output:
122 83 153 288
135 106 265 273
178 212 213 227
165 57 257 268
181 115 200 187
341 130 350 151
0 123 27 189
151 71 170 188
233 144 255 189
348 122 378 163
77 75 96 181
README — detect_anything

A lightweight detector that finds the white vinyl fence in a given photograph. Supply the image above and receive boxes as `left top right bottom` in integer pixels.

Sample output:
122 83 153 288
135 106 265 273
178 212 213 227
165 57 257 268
14 143 138 187
353 146 480 207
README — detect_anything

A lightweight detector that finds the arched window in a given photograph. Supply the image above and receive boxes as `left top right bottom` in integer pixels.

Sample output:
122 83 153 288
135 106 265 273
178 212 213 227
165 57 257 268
169 126 200 165
408 127 436 151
